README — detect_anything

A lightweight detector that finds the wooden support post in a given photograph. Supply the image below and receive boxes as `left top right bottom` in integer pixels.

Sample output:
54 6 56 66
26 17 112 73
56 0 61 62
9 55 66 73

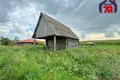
34 38 36 48
66 38 68 49
54 35 56 51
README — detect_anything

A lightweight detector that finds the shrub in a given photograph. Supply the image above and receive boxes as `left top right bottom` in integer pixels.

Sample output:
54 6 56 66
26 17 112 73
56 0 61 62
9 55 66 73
0 37 11 46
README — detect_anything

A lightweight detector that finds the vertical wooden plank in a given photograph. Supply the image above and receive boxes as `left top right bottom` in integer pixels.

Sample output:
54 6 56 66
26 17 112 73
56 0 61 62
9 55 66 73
54 35 56 51
66 38 67 49
78 40 79 47
34 38 36 48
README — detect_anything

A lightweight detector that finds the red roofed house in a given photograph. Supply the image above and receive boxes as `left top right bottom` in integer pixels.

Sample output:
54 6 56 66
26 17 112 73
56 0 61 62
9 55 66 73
15 39 40 46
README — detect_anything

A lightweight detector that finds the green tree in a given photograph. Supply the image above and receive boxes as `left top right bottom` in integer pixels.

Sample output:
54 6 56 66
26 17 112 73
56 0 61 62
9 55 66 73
0 37 11 46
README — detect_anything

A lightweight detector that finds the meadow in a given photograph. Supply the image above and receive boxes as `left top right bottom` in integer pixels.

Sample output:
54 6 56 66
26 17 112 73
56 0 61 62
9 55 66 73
0 40 120 80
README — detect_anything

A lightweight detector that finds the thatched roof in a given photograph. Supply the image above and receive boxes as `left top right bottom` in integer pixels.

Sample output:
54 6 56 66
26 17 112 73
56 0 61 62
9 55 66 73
32 13 79 39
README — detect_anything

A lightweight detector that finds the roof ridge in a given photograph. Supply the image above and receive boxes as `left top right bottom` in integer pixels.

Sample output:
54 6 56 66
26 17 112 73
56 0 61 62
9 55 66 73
41 13 70 29
41 13 74 35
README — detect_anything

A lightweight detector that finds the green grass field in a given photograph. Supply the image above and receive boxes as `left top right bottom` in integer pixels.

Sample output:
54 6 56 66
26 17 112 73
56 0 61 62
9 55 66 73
0 40 120 80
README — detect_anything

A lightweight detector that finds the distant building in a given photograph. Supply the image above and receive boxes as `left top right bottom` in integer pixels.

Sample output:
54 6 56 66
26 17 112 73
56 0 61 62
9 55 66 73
32 13 79 51
15 39 40 46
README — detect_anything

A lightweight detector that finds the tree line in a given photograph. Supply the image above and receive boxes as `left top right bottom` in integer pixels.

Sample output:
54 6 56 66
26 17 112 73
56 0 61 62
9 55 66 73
0 37 19 46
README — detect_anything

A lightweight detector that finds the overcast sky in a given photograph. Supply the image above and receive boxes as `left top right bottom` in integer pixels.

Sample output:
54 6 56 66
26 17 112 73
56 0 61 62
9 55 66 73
0 0 120 40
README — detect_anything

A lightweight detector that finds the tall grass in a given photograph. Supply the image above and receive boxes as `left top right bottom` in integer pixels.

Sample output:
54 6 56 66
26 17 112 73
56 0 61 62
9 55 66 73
0 41 120 80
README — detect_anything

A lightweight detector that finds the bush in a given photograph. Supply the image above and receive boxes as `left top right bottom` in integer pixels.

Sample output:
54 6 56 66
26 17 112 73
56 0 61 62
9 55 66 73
0 37 11 46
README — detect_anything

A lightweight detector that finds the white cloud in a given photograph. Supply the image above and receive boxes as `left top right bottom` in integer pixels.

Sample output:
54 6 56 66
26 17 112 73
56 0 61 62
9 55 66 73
105 24 120 37
13 7 20 18
87 33 105 40
0 22 13 33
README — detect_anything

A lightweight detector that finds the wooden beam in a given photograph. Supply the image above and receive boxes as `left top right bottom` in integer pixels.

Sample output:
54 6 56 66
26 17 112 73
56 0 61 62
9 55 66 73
54 35 56 51
66 38 68 49
34 38 36 48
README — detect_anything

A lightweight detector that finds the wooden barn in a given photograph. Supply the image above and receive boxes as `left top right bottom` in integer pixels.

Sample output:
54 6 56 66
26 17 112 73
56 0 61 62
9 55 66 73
32 13 79 51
